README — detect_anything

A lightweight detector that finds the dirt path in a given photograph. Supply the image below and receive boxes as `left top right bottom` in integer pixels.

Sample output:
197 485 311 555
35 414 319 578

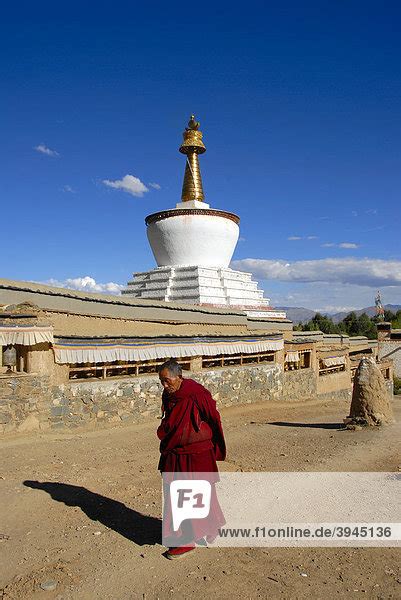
1 396 400 599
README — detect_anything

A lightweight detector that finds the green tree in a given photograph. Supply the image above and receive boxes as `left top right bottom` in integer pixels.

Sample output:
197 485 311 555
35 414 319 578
302 313 340 334
356 313 377 339
343 312 359 336
391 310 401 329
297 309 384 339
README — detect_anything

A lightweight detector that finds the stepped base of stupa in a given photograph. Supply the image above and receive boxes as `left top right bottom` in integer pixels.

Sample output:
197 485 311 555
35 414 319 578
123 266 287 319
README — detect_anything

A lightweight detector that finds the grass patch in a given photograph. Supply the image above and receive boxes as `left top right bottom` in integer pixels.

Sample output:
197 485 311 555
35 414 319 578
393 377 401 395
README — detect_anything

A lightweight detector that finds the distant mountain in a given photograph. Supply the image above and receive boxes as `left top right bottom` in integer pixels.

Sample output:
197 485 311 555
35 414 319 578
330 304 401 323
277 304 401 324
276 307 317 324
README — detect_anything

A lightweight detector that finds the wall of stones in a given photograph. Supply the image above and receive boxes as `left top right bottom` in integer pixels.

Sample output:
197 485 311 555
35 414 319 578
1 361 377 436
282 368 317 402
1 364 282 434
194 364 283 406
0 374 165 434
0 375 51 434
379 341 401 377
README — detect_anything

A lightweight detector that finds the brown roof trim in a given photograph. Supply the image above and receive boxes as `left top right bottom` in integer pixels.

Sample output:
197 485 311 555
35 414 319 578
145 208 240 226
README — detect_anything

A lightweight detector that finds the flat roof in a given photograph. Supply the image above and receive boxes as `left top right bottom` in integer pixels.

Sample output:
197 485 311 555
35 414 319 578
0 278 292 337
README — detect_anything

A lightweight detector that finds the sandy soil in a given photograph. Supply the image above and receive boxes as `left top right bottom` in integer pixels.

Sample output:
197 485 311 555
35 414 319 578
0 396 400 599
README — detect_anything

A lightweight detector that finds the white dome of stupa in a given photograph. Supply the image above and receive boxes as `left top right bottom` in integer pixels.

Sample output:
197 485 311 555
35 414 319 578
123 115 286 319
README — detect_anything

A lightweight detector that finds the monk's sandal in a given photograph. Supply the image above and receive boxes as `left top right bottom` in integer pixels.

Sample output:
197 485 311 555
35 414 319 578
165 545 196 560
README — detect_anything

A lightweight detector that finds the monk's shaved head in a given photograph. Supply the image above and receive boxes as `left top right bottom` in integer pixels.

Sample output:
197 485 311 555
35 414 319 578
158 359 183 394
158 359 182 378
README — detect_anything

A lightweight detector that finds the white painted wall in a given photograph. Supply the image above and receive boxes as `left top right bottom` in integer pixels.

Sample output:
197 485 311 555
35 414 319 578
147 213 239 268
124 265 275 311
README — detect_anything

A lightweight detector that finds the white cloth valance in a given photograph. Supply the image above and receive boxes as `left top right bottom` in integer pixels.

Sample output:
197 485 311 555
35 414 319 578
285 351 300 363
0 326 54 346
322 356 346 368
53 337 284 365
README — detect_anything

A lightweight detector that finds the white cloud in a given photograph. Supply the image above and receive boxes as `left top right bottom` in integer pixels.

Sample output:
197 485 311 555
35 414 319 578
231 257 401 288
148 182 161 190
238 237 246 242
339 242 359 249
322 304 365 313
321 242 359 249
288 236 318 241
34 143 59 157
102 174 149 197
46 276 124 295
61 185 76 193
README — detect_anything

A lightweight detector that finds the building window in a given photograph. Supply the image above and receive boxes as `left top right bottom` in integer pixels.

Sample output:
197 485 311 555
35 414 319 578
300 350 311 369
69 358 191 380
68 350 277 380
284 349 311 371
201 351 275 369
319 356 346 376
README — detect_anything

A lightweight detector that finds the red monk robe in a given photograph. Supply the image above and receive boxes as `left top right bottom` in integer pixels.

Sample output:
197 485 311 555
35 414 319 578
157 377 226 543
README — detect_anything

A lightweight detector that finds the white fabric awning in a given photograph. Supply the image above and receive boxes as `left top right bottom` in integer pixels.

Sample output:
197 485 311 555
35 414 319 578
53 337 284 365
285 351 300 362
322 356 346 367
0 326 54 346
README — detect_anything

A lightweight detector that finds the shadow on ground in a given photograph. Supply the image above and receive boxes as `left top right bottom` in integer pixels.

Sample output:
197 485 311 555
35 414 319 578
23 480 161 546
266 421 346 430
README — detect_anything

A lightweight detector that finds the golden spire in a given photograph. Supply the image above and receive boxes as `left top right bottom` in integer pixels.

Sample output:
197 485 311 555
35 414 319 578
179 114 206 202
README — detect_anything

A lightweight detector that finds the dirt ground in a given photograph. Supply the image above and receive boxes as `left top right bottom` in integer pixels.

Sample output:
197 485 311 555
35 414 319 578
1 395 400 599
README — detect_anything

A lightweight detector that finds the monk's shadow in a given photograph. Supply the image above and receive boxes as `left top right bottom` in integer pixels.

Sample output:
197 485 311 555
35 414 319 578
23 480 161 546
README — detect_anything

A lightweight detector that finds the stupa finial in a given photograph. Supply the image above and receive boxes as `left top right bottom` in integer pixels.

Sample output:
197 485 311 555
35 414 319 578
186 115 200 130
179 114 206 202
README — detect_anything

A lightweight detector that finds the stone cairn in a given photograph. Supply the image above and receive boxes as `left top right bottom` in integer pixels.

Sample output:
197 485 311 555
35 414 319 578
344 357 394 428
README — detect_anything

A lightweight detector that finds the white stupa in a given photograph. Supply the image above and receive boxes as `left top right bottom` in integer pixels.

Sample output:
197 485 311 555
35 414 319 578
123 115 286 319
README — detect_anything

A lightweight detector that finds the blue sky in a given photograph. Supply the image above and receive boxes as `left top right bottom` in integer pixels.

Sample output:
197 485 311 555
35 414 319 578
1 1 400 311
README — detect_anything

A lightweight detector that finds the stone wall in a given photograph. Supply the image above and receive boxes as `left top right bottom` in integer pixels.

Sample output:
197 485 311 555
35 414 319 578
0 375 51 434
379 341 401 377
194 364 283 406
0 364 282 434
1 361 385 436
0 374 165 434
282 368 317 402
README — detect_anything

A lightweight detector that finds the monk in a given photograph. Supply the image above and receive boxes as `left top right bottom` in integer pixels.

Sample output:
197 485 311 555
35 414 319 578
157 359 226 560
